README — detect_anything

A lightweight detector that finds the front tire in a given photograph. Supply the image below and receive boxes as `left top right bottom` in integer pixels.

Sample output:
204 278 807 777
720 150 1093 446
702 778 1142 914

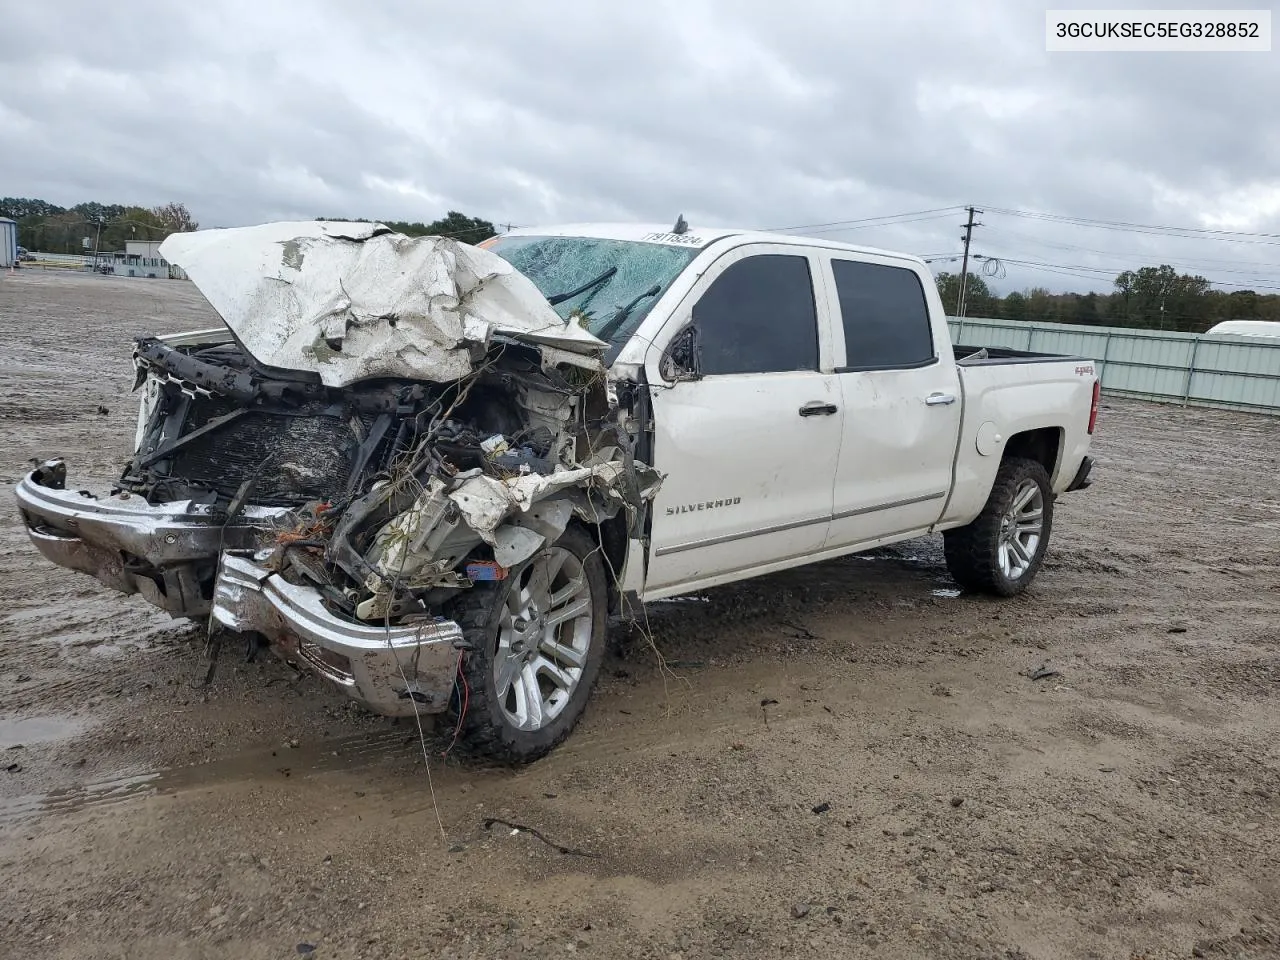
944 457 1054 597
447 523 608 763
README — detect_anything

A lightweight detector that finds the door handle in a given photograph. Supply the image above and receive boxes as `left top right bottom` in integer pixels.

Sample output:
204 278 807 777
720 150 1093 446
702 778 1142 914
925 393 956 406
799 401 839 417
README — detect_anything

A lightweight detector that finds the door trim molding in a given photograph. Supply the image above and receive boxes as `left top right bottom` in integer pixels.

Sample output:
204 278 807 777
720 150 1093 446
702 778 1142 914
654 491 949 557
654 513 829 557
831 490 945 522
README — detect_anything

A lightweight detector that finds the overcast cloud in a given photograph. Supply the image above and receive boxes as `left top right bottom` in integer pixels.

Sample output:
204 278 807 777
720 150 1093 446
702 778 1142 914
2 0 1278 293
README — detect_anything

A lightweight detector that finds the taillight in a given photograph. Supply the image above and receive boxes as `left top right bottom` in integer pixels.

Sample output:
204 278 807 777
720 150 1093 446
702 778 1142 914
1088 379 1101 434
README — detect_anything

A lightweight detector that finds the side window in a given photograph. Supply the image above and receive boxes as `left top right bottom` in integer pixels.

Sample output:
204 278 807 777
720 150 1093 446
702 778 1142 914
831 259 935 370
691 254 819 375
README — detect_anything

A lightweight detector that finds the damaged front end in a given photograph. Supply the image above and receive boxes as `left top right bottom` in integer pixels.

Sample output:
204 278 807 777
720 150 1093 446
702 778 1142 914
15 222 661 722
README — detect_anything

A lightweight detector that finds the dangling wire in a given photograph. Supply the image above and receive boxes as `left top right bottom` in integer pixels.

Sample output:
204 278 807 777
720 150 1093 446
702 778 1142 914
977 255 1007 280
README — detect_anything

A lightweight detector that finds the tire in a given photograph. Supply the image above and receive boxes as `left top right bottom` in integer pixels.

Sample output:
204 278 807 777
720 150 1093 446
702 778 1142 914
446 523 608 763
943 457 1054 597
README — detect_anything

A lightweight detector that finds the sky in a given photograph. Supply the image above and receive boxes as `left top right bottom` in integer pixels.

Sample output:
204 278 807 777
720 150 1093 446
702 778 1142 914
2 0 1279 295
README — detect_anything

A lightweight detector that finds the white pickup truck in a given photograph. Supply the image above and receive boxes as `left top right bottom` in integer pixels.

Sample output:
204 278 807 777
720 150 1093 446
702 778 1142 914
15 220 1098 762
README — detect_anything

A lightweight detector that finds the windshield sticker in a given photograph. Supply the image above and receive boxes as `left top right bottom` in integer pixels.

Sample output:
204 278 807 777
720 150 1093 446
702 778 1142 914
642 232 706 247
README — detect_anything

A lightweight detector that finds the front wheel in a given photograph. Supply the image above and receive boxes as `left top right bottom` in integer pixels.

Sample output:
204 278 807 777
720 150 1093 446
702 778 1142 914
943 457 1054 597
447 523 608 763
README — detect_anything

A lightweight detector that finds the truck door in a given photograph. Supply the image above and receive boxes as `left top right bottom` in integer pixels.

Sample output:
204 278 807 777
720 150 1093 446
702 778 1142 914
821 255 962 549
642 247 842 594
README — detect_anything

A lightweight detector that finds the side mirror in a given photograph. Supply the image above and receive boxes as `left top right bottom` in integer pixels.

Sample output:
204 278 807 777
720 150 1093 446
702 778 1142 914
660 324 702 382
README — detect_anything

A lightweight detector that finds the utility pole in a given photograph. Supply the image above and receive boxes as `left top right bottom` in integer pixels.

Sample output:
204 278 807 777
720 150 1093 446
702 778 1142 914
956 206 982 317
92 216 105 271
1157 273 1175 330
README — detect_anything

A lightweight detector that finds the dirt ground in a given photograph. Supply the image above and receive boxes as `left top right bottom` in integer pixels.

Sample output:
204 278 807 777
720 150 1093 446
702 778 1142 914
0 269 1277 960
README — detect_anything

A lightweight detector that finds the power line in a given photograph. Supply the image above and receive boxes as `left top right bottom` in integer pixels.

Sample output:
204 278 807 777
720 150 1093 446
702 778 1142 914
993 254 1280 289
797 212 963 236
980 224 1280 276
762 206 966 233
993 256 1280 292
980 204 1280 245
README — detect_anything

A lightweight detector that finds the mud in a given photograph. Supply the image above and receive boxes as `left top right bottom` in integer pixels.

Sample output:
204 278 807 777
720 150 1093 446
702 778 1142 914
1 271 1278 960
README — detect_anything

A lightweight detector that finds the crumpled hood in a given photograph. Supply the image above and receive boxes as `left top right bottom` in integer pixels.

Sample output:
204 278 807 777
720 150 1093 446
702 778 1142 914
159 221 606 387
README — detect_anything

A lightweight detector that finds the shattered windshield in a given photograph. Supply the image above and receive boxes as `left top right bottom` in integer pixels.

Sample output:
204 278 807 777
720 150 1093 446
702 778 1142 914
487 236 700 349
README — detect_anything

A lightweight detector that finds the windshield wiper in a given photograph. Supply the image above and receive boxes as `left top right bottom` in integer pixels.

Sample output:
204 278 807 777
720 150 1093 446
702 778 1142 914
595 284 662 343
546 266 618 306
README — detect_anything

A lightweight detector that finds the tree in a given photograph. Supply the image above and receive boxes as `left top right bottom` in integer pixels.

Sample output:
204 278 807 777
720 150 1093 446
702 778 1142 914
1073 292 1102 326
1002 290 1028 322
393 211 497 243
152 202 199 234
1111 265 1211 331
72 202 126 225
427 210 497 242
0 197 64 220
934 271 995 316
14 209 89 255
1223 289 1259 320
314 210 498 244
1025 287 1054 321
4 197 205 254
99 207 168 250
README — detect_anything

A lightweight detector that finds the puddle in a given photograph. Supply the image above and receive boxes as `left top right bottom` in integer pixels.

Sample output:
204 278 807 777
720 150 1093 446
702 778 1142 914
0 772 163 826
0 714 87 750
0 728 441 827
932 588 963 599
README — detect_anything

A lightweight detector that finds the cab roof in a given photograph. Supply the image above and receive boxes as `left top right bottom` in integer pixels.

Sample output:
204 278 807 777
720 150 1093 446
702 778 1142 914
499 222 930 268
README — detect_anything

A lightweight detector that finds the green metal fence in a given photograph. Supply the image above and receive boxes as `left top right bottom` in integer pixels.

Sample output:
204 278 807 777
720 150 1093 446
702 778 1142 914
948 316 1280 414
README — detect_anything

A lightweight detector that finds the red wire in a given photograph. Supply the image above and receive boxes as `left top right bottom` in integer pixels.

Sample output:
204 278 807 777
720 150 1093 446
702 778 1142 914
443 654 469 758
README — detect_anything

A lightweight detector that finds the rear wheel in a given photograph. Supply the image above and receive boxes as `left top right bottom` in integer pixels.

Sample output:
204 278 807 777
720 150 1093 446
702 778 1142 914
944 457 1054 597
447 523 607 763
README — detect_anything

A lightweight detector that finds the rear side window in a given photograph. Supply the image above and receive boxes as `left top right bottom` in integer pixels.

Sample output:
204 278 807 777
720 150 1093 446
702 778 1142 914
692 254 818 375
831 259 934 370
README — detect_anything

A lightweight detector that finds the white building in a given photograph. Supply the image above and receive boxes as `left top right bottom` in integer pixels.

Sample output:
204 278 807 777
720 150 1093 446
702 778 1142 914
100 239 172 278
125 240 165 260
0 217 15 268
89 238 188 280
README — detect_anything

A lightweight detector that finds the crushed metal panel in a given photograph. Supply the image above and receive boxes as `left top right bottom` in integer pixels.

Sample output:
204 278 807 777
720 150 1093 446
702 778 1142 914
448 474 519 542
447 461 631 545
492 498 574 568
159 221 607 387
493 525 546 568
364 477 463 586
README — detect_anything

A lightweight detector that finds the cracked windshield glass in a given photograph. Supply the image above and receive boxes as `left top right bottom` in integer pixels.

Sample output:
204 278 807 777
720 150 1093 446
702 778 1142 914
488 236 700 348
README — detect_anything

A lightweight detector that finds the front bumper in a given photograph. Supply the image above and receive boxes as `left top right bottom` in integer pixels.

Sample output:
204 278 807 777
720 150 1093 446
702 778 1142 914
16 459 465 717
14 459 285 618
211 554 464 716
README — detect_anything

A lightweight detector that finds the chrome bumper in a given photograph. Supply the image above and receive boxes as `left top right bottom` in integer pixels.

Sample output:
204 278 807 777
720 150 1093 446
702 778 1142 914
14 459 285 618
211 554 464 716
16 460 466 717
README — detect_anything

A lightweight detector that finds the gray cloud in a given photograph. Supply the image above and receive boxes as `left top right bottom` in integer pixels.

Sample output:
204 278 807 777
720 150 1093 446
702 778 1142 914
2 0 1278 293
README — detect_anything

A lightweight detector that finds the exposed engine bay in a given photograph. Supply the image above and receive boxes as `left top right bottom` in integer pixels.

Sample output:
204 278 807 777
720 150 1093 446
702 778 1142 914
119 329 657 627
96 221 661 634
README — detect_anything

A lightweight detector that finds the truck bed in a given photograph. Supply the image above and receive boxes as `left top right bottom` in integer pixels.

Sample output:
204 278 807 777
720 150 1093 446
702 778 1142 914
954 345 1086 366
